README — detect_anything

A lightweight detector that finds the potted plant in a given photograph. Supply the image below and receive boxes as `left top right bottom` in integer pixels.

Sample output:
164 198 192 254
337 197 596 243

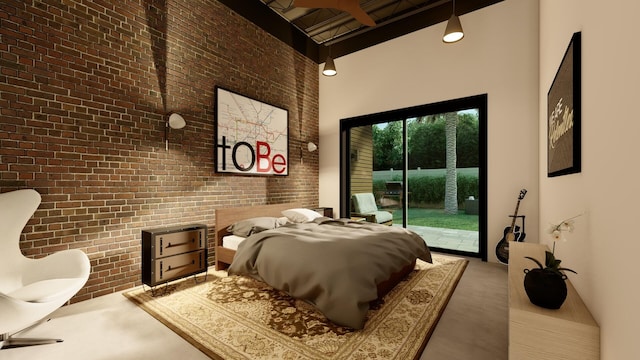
523 214 580 309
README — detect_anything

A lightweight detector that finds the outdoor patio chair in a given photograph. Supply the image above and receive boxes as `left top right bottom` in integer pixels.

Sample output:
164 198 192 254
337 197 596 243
351 193 393 226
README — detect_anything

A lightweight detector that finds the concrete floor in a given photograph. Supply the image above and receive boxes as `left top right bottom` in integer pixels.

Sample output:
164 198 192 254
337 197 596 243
1 256 507 360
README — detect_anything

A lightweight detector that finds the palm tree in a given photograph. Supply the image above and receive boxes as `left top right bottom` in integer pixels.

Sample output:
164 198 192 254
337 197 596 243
444 112 458 214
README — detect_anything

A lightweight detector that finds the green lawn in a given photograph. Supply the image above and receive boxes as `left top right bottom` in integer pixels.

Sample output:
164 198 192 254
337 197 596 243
392 207 479 231
374 167 479 181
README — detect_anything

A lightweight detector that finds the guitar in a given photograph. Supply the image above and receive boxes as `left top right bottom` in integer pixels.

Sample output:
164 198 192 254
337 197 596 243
495 189 527 264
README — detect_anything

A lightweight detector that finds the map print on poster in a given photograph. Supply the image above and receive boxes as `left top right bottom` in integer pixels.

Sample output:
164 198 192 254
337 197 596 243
215 87 288 176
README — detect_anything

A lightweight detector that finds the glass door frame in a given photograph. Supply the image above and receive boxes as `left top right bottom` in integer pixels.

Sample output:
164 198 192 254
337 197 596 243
339 94 488 261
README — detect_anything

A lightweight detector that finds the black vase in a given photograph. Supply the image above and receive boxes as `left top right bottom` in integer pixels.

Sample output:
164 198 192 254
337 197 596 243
523 268 568 309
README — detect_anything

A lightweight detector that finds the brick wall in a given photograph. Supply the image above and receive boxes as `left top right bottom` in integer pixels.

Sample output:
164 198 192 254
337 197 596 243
0 0 319 301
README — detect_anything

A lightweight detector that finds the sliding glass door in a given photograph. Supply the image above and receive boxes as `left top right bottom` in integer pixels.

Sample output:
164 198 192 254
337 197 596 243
340 95 487 260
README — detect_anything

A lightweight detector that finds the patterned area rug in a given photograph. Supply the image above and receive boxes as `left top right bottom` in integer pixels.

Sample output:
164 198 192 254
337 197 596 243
124 254 467 360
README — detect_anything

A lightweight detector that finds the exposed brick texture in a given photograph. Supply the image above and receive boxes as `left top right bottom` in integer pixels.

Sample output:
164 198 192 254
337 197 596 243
0 0 319 302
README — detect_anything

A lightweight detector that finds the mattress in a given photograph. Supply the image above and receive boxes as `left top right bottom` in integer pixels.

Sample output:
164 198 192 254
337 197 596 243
222 234 245 250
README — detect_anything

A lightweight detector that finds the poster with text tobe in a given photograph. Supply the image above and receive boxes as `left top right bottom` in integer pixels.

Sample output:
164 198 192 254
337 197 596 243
215 87 288 176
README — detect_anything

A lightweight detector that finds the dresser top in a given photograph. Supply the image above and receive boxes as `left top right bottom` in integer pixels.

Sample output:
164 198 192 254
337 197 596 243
142 224 207 235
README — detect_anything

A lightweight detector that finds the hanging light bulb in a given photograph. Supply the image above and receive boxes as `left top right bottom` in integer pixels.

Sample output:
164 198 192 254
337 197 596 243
443 0 464 43
323 56 337 76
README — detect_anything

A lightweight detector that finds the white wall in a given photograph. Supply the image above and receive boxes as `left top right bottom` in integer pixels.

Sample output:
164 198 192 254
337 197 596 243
318 0 640 357
319 0 540 262
540 1 640 358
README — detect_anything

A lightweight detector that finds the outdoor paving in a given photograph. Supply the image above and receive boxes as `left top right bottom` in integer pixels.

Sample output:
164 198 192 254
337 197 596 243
395 224 479 253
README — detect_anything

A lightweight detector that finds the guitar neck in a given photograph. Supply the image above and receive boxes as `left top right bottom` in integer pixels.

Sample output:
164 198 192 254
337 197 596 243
509 200 521 232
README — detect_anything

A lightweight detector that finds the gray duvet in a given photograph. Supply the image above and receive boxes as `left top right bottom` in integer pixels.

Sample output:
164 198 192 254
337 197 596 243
228 217 432 329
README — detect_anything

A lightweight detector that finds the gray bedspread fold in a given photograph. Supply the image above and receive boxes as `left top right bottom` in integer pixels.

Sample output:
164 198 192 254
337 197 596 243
228 218 432 329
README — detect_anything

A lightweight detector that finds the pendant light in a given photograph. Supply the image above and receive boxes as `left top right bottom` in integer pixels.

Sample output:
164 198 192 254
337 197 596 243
323 43 337 77
443 0 464 43
323 56 337 77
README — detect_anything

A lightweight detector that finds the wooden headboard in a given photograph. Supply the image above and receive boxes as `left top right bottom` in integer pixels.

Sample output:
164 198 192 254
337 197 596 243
214 202 300 270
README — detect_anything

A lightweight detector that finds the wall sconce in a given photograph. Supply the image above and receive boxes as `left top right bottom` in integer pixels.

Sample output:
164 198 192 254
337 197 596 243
168 113 186 129
300 141 318 164
165 113 186 150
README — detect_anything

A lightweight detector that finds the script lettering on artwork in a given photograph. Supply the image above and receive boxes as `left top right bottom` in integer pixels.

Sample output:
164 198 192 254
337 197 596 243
548 97 574 149
215 87 288 175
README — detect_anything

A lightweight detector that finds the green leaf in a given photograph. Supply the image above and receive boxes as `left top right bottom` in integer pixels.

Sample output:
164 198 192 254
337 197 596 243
524 256 544 269
544 251 555 266
558 267 578 274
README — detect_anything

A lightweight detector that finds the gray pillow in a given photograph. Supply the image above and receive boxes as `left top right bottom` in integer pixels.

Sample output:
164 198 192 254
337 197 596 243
227 217 283 237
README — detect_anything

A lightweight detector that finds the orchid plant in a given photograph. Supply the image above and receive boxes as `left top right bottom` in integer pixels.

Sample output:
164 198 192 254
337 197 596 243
525 214 582 277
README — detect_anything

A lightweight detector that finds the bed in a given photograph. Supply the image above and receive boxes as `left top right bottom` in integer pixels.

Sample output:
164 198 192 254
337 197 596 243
214 203 432 329
214 203 299 271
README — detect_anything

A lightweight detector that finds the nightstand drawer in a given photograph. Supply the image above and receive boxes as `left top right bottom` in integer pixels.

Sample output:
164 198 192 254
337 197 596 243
153 228 205 258
150 250 207 286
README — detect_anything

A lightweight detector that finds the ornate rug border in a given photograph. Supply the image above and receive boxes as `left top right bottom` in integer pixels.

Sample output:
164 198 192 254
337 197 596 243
124 254 468 360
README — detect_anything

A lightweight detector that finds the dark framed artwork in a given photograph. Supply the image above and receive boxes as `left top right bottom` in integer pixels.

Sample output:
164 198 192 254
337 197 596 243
214 86 289 176
548 32 581 177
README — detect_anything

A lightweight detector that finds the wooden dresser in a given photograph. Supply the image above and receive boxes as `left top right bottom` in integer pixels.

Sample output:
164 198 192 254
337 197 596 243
508 242 600 359
141 224 208 287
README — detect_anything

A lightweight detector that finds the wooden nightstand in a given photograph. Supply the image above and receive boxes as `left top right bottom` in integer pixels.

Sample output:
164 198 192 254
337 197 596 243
141 224 208 287
312 207 333 218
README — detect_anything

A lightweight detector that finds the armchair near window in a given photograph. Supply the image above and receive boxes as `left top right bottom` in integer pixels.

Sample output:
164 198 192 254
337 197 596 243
0 189 91 349
351 193 393 226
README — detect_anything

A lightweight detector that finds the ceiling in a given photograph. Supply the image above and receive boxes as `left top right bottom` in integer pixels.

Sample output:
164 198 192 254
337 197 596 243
218 0 503 63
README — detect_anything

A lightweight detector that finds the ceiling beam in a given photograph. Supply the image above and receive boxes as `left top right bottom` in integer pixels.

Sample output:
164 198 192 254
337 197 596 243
217 0 503 64
217 0 321 62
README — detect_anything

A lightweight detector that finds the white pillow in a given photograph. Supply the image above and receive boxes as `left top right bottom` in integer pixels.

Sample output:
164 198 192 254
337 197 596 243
281 208 323 223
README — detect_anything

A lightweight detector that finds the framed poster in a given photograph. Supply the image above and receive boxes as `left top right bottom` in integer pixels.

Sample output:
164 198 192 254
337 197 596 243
548 32 581 177
214 86 289 176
